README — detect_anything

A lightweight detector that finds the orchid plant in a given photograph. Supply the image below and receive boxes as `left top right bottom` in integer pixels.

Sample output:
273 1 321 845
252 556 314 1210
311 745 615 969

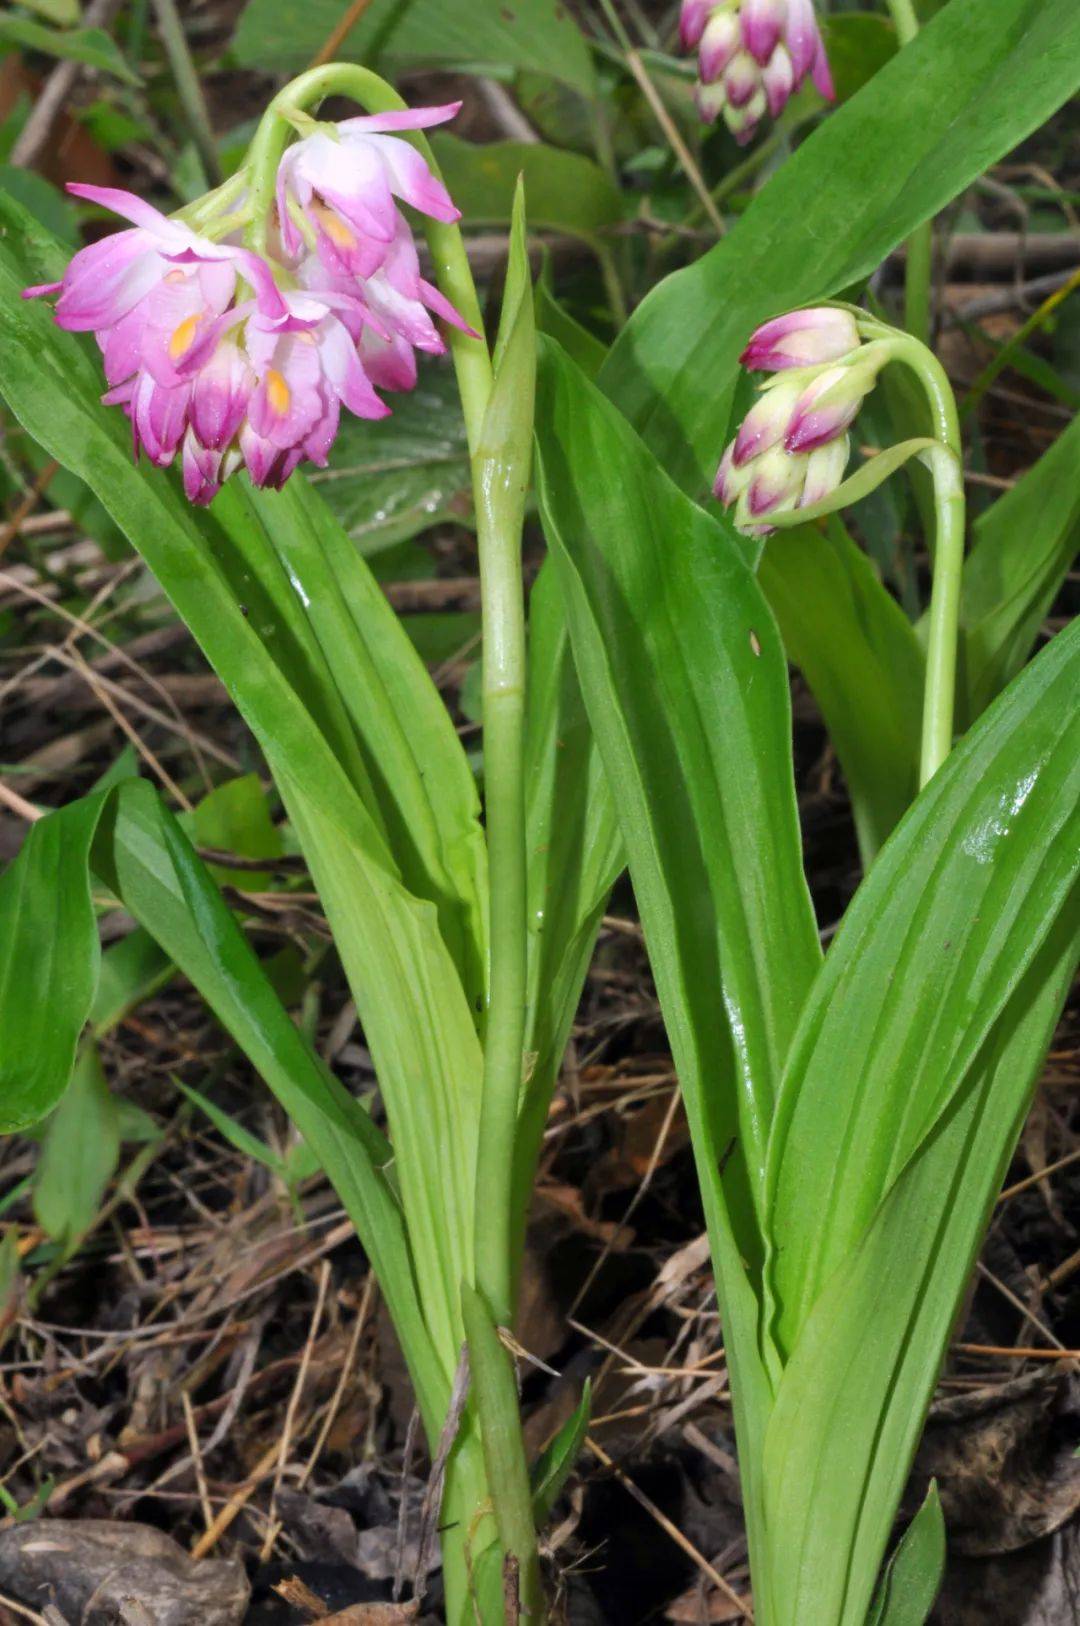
0 66 603 1626
0 2 1079 1624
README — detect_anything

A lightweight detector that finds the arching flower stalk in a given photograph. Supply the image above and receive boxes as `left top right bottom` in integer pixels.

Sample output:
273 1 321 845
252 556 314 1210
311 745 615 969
24 104 473 505
719 303 967 786
679 0 833 143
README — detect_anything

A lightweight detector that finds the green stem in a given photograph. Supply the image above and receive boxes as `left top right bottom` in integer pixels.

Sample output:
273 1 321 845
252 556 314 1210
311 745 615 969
885 0 932 342
150 0 222 186
461 1283 545 1622
860 322 966 784
917 445 965 785
469 200 535 1332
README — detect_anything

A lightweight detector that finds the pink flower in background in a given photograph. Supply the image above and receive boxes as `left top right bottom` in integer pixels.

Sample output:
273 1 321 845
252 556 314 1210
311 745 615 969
679 0 833 144
24 103 473 505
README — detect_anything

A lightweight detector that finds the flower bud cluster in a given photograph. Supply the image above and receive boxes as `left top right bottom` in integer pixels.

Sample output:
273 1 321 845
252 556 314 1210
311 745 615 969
679 0 832 144
25 104 471 505
715 307 883 534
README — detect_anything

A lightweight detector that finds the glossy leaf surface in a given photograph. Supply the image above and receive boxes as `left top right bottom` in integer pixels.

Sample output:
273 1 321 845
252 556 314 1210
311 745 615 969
766 620 1080 1357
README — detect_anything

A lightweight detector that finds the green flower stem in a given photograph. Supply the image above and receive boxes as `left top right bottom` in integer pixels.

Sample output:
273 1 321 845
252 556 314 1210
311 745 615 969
461 1282 545 1622
917 444 965 785
885 0 932 343
860 322 966 784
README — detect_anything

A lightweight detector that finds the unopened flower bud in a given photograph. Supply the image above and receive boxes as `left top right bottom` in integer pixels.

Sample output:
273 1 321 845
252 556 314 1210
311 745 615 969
784 355 879 452
740 306 860 372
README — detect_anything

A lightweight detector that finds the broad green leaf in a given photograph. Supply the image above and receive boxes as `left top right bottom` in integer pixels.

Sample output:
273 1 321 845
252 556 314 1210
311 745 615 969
866 1484 945 1626
530 1379 591 1525
602 0 1080 492
312 367 472 554
189 772 283 892
232 0 595 95
763 905 1077 1626
0 189 482 1382
33 1041 119 1244
0 17 140 83
0 778 450 1436
956 410 1080 725
535 337 822 1559
0 166 77 246
431 136 622 240
241 478 488 1011
536 279 607 380
766 619 1080 1359
758 518 923 864
90 928 174 1037
0 801 105 1130
820 12 897 102
536 337 820 1230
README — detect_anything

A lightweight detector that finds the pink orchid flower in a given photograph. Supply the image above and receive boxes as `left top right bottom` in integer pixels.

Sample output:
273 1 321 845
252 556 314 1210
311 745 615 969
24 99 474 506
276 103 462 281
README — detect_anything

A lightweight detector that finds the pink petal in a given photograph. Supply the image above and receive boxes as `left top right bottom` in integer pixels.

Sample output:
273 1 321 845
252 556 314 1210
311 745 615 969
66 182 176 236
679 0 709 49
22 280 62 299
762 44 794 118
336 101 462 136
741 0 784 65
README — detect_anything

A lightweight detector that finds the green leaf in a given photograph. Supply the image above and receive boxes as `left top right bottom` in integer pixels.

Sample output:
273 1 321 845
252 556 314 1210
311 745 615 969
536 278 607 380
866 1484 946 1626
534 336 822 1556
956 410 1080 725
431 135 622 240
0 800 106 1130
763 907 1077 1626
602 0 1080 493
530 1379 591 1526
536 335 820 1237
312 366 473 554
758 518 923 864
0 17 140 84
0 188 483 1392
33 1042 119 1244
0 166 78 245
177 1080 286 1176
90 928 174 1037
0 778 451 1436
766 619 1080 1360
241 475 489 1015
189 772 283 892
232 0 595 94
820 12 897 103
515 560 622 1239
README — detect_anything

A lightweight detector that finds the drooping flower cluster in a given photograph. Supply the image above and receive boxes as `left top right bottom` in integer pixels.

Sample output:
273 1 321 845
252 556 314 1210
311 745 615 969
716 307 884 534
679 0 832 144
24 104 472 505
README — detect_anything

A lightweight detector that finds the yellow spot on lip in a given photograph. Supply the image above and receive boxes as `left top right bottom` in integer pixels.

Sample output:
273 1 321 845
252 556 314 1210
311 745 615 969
311 200 356 250
266 368 291 416
168 314 199 360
